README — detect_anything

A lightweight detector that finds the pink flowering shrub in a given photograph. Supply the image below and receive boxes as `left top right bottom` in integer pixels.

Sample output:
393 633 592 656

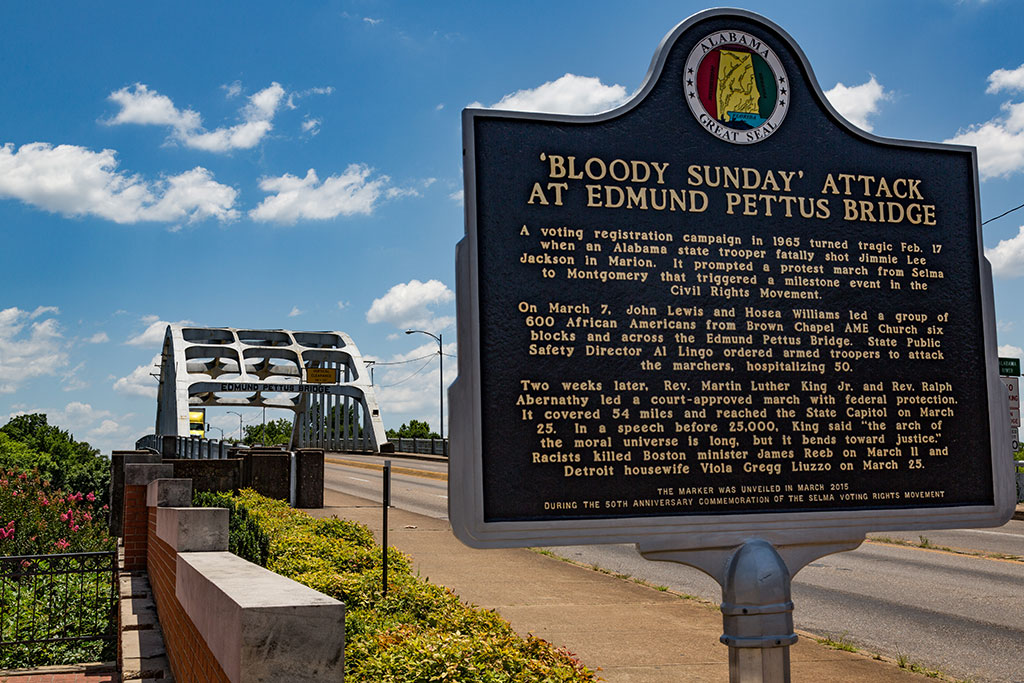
0 468 114 556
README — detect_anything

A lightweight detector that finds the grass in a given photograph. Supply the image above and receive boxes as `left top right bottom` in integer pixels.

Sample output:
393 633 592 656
895 647 947 679
816 633 858 652
868 535 1024 563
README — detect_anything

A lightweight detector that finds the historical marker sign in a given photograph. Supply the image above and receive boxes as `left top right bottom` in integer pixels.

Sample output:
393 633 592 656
450 9 1014 549
1001 357 1021 377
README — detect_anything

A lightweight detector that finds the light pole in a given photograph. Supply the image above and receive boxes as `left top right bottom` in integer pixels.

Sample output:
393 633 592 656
207 425 224 441
365 360 376 386
227 411 242 441
405 329 443 439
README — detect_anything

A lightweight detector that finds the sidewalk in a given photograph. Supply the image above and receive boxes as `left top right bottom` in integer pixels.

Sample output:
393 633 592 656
308 489 930 683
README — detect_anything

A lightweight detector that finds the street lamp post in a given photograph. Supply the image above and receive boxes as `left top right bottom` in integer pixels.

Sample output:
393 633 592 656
405 329 443 439
226 411 242 441
207 425 225 441
365 360 376 386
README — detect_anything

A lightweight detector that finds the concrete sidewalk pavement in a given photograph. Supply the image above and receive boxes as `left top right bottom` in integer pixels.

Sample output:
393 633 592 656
307 489 931 683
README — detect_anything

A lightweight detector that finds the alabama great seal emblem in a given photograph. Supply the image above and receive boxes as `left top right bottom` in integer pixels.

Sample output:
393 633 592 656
685 30 788 144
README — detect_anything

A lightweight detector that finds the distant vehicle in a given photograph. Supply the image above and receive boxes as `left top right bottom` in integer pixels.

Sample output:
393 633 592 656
189 409 206 437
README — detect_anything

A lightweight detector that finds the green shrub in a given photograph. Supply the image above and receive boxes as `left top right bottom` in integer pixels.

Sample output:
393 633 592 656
223 491 596 682
192 490 270 567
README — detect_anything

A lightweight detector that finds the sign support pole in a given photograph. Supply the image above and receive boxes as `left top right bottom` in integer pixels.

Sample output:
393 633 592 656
639 536 864 682
720 540 796 683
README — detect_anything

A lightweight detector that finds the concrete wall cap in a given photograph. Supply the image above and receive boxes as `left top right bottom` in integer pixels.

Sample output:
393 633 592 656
176 552 344 682
155 507 228 552
124 463 175 486
146 479 193 508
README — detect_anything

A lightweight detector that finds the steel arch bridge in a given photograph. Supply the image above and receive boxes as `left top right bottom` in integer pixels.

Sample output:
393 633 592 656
155 325 387 452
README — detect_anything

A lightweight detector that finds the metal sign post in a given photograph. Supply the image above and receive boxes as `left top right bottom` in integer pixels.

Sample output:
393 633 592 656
382 460 391 597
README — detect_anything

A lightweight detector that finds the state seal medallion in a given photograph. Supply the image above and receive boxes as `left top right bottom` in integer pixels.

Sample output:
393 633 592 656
685 30 788 144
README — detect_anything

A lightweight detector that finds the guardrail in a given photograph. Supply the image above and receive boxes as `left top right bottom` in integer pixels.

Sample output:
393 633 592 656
136 434 243 460
1016 459 1024 503
388 437 448 457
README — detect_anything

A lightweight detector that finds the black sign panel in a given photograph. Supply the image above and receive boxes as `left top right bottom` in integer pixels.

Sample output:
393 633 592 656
460 10 997 526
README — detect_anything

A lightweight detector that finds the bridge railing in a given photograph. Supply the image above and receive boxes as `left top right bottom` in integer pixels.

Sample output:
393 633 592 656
136 434 242 460
388 437 448 457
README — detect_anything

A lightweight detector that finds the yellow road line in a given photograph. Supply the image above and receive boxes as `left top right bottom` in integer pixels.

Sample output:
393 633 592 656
864 537 1024 564
325 457 448 481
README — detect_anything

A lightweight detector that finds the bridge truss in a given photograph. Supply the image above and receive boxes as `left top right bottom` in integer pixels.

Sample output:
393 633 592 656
155 325 387 452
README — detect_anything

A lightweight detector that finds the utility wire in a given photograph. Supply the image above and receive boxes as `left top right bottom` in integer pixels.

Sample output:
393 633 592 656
371 351 458 366
377 357 435 388
983 201 1024 226
371 353 436 366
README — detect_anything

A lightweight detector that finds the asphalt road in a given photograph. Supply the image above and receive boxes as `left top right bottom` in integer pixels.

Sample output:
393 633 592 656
325 454 1024 682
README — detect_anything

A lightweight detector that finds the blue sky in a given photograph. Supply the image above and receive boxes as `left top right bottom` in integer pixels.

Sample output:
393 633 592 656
2 0 1024 452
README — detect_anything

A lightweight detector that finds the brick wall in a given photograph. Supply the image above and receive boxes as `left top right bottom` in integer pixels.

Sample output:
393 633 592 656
147 508 230 683
119 473 344 682
123 485 149 571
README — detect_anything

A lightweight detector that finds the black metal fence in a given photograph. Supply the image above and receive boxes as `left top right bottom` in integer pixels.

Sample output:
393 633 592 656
0 551 118 667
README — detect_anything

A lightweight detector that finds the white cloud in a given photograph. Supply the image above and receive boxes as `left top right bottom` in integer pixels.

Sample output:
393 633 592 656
824 76 889 132
999 344 1023 359
107 83 200 131
249 164 398 223
473 73 629 115
126 317 191 346
30 306 60 318
0 142 238 223
56 401 113 429
985 225 1024 277
302 117 321 135
288 306 303 317
107 82 287 153
366 279 454 331
285 86 334 111
0 307 68 394
363 17 382 25
337 300 350 310
89 420 125 436
5 401 132 451
946 102 1024 178
449 189 464 204
112 354 160 397
385 186 420 199
61 362 88 392
222 81 243 98
946 66 1024 178
987 65 1024 94
87 332 109 344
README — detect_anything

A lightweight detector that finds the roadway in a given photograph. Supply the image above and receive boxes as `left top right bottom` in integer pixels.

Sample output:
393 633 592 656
324 454 1024 683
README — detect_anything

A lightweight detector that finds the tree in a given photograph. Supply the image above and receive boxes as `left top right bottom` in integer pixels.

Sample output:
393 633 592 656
386 419 439 439
0 414 109 503
243 418 292 447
